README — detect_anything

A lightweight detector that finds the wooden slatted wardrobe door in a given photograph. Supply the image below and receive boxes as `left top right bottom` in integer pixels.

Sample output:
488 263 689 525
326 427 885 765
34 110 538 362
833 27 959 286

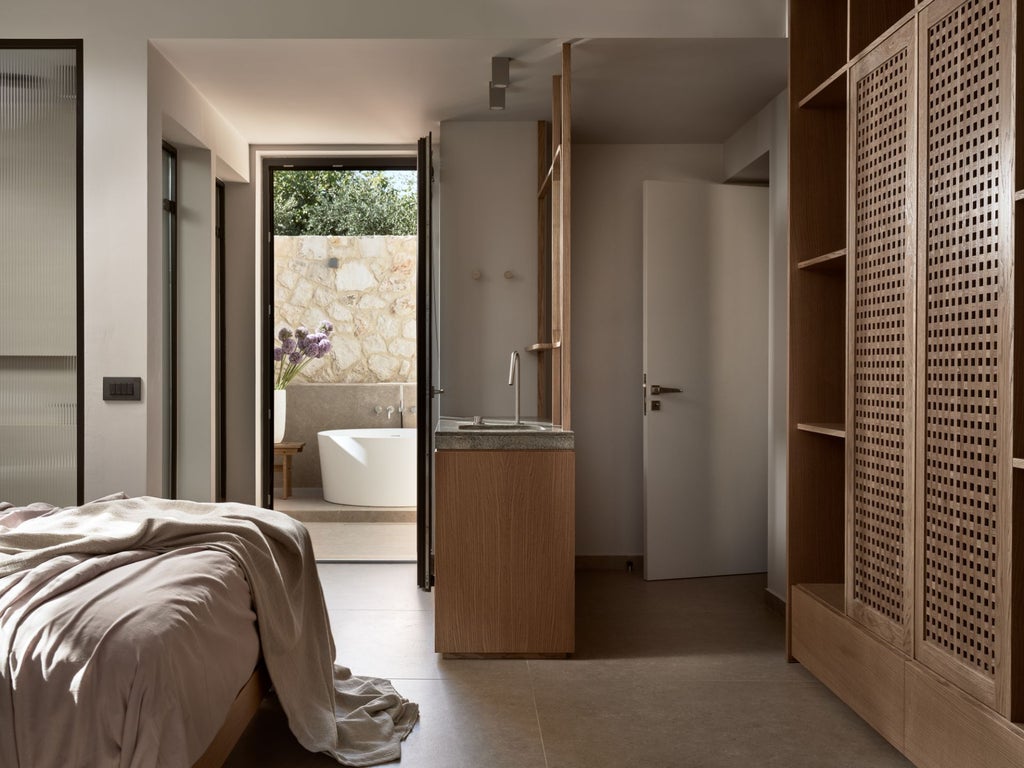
916 0 1014 712
846 20 917 653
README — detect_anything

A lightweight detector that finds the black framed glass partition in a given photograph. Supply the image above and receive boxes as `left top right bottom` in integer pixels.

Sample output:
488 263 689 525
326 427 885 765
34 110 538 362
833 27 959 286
162 142 178 499
0 41 82 505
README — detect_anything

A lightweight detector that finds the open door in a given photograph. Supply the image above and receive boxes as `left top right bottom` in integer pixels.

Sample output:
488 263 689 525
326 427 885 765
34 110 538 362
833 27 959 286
416 134 436 590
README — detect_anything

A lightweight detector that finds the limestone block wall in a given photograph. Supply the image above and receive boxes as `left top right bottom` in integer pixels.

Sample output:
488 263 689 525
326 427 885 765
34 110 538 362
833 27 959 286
274 235 417 384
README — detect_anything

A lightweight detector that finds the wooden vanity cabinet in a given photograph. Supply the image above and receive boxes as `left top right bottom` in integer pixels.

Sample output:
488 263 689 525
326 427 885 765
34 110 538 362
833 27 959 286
433 449 575 656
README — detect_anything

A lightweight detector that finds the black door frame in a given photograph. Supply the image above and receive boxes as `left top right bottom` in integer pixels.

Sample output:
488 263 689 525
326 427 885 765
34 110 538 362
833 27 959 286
259 156 419 510
0 40 85 503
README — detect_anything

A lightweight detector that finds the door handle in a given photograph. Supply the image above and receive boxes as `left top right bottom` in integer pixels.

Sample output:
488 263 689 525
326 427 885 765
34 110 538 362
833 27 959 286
431 386 445 398
650 385 682 395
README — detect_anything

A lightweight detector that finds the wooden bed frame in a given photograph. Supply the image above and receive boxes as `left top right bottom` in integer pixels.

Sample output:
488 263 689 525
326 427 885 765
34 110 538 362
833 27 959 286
191 662 271 768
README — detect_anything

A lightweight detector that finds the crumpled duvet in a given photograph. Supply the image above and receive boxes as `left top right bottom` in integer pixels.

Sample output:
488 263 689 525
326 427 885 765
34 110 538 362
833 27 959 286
0 494 419 767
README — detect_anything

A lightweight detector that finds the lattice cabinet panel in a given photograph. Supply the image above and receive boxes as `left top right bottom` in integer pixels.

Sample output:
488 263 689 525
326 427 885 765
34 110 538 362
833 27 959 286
917 0 1011 709
846 21 916 652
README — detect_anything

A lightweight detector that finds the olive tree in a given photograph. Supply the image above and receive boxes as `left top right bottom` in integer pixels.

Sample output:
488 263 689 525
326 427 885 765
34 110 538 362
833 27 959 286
272 169 417 236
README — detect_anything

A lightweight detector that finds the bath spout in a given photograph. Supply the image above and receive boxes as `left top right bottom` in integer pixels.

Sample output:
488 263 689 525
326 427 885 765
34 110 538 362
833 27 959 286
508 350 521 425
386 405 395 420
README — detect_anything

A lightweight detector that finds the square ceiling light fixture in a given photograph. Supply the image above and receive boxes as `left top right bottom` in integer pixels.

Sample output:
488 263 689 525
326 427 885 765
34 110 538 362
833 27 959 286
489 56 510 110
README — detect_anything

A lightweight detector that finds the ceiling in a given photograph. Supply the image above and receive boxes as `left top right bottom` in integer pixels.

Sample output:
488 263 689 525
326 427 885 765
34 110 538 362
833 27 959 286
152 37 788 146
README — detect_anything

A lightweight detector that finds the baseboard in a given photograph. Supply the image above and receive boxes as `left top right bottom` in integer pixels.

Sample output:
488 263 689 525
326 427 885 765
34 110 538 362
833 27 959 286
763 588 786 615
575 555 643 572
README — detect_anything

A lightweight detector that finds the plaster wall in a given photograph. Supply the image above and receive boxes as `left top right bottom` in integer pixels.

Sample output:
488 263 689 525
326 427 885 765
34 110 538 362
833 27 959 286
572 144 724 556
723 91 789 601
438 121 539 422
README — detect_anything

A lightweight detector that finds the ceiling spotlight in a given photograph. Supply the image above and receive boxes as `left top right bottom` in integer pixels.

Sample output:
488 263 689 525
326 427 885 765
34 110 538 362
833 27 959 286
489 82 505 111
491 57 510 88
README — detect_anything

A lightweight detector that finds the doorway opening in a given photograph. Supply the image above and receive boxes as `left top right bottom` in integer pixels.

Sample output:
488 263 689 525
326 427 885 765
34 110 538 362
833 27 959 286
264 157 419 562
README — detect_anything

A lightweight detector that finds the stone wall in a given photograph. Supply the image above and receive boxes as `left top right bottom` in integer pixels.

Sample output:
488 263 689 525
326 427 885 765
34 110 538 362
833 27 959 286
274 235 417 384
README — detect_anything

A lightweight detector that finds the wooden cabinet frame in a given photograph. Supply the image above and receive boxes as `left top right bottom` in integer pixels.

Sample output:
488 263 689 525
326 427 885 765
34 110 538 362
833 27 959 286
789 0 1024 762
534 43 573 428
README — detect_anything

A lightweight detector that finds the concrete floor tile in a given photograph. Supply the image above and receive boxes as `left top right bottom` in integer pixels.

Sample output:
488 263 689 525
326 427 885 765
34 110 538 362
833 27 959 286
227 677 547 768
303 522 416 561
227 564 912 768
374 677 548 768
534 679 912 768
315 562 433 612
330 608 530 682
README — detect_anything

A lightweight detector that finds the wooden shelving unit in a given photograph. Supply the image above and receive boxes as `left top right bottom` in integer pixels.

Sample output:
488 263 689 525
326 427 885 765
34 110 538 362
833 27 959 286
787 0 849 635
797 66 847 109
797 248 846 272
789 0 1024 763
796 422 846 439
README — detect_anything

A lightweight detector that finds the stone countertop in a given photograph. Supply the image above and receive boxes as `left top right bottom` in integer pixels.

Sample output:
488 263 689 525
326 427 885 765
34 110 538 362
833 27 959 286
435 418 574 450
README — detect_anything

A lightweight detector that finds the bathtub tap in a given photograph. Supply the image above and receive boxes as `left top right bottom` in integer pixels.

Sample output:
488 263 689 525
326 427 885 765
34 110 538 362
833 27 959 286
374 405 397 420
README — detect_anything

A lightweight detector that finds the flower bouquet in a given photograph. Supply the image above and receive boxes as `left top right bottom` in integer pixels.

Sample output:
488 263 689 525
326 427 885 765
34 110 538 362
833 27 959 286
274 321 334 390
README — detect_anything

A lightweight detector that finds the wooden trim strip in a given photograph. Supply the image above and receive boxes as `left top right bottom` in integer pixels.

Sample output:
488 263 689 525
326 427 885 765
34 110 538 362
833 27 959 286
191 663 269 768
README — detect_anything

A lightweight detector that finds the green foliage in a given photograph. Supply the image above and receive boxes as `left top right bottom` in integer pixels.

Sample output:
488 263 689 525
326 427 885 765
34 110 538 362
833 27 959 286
273 170 417 236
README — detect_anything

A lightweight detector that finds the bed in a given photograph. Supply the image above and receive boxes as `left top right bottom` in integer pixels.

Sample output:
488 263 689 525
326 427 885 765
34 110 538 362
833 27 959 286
0 494 418 767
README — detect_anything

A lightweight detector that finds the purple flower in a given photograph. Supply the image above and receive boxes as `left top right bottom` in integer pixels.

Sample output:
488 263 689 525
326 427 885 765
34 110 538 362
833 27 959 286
273 321 336 388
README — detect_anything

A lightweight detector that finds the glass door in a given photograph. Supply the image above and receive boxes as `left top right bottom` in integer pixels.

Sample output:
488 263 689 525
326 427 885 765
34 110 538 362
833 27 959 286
0 43 82 505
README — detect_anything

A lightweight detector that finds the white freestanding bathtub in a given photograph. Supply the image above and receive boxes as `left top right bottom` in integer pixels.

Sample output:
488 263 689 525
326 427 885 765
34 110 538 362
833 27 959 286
317 428 417 507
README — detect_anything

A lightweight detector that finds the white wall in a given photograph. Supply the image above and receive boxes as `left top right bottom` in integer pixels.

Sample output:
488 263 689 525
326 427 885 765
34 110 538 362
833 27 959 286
147 47 252 501
572 145 724 556
84 38 150 500
222 162 258 504
174 146 216 501
723 91 788 600
438 121 539 421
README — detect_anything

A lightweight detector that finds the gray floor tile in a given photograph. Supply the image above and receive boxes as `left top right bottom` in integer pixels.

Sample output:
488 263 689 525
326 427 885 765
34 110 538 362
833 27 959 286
316 562 433 611
226 677 546 768
228 564 913 768
374 678 548 768
330 608 530 682
534 678 911 768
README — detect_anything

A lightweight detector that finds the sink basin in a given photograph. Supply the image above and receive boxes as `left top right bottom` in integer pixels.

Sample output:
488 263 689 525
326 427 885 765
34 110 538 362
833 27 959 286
457 422 549 431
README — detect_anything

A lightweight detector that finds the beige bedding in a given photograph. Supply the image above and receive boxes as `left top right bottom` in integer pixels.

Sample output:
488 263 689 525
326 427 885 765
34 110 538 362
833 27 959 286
0 495 418 767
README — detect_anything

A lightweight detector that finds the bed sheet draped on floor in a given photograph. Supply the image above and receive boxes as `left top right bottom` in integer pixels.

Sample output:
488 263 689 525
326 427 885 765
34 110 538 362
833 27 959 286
0 494 418 767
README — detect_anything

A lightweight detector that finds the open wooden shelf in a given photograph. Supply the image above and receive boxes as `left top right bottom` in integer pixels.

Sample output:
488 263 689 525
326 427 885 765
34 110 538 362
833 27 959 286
797 422 846 439
797 248 846 272
796 582 845 613
526 341 561 353
798 66 848 109
1013 458 1024 470
1015 189 1024 202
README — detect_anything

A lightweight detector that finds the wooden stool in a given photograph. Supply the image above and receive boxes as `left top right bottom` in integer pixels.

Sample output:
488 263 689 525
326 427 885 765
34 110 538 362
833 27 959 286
273 441 305 499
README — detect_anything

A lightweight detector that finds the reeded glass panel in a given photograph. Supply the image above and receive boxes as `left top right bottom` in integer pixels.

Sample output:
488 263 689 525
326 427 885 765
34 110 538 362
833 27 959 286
0 47 78 505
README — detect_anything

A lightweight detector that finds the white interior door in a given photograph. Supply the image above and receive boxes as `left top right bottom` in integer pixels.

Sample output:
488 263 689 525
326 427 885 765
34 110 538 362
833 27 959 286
643 179 769 581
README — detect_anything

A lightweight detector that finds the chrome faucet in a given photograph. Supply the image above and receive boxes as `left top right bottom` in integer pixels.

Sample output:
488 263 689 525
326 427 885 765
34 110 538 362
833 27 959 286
508 350 521 425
